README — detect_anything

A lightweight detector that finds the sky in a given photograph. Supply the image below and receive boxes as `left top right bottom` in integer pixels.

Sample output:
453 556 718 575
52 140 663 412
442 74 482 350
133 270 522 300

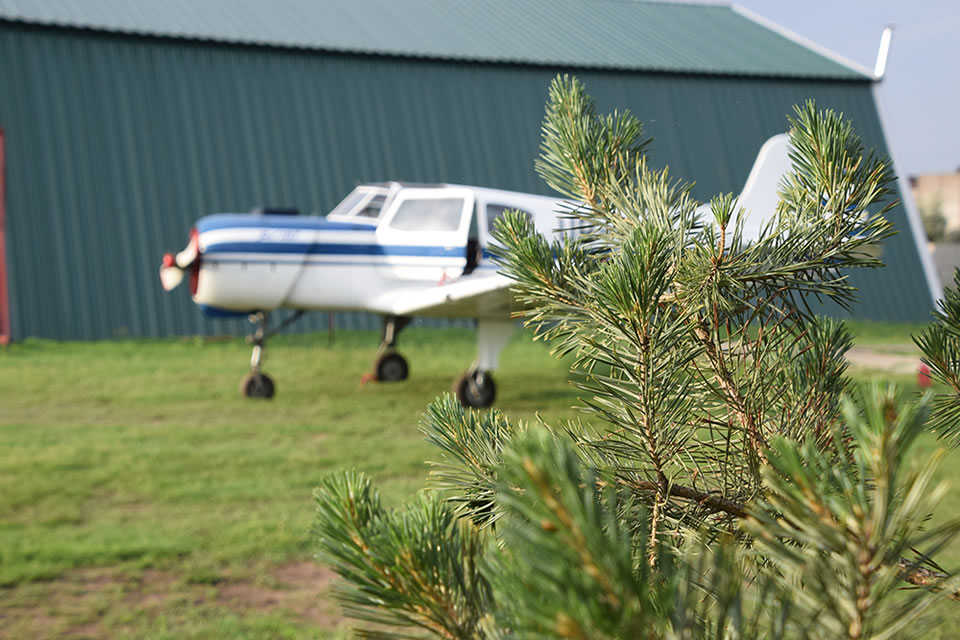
699 0 960 177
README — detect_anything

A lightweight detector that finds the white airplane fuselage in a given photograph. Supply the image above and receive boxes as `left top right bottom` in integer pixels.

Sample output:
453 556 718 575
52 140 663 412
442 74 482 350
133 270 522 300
194 215 423 315
184 184 567 319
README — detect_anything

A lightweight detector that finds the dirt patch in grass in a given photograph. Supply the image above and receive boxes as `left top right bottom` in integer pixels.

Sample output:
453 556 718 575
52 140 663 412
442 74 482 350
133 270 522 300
0 568 126 639
0 563 341 639
217 562 339 626
847 346 923 375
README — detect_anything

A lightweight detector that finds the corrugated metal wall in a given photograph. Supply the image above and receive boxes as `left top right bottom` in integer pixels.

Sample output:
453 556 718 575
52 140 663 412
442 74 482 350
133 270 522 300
0 23 933 340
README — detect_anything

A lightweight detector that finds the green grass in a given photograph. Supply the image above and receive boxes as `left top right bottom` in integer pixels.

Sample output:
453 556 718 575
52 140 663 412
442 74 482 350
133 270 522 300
845 318 928 347
0 328 576 638
1 325 959 638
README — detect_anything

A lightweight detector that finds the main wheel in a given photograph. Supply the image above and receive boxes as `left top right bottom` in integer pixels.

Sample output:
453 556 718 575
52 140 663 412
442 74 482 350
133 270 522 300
240 372 275 399
375 352 409 382
455 370 496 408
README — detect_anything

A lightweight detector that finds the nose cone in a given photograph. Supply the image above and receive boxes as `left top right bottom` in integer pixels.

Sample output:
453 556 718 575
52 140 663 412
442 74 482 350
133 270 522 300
159 262 184 291
159 228 200 292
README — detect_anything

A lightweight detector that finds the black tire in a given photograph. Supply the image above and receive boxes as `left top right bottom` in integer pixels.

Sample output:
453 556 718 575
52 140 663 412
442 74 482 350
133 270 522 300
240 372 275 399
455 370 496 408
375 352 409 382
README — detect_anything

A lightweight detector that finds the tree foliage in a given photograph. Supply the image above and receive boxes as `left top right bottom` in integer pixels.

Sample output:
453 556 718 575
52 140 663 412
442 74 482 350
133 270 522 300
314 76 960 638
916 270 960 446
919 196 947 242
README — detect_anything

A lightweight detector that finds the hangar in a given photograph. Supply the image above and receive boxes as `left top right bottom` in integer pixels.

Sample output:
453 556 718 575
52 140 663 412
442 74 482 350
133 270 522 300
0 0 938 340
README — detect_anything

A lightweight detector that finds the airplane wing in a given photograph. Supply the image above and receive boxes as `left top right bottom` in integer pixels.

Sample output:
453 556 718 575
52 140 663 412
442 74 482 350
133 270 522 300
367 272 517 319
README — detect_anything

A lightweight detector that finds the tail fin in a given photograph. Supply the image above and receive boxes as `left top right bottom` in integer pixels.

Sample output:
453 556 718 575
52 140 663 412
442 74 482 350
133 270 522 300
735 133 792 242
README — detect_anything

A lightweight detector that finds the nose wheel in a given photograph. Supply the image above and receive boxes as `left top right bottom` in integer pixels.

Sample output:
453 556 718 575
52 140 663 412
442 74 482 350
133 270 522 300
239 310 304 399
455 368 496 408
242 321 275 399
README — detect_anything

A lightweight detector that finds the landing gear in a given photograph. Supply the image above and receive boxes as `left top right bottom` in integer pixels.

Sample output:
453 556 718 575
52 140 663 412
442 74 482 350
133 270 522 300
375 352 409 382
372 316 411 382
453 319 514 409
240 310 304 399
240 371 275 398
455 368 496 408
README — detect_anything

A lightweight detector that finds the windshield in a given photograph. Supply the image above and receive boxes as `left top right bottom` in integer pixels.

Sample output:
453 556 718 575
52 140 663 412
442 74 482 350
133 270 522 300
389 198 465 232
328 189 369 218
358 194 386 218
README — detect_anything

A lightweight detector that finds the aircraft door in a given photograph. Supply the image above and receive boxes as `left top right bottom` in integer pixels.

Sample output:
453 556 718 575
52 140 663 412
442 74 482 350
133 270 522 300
375 188 475 284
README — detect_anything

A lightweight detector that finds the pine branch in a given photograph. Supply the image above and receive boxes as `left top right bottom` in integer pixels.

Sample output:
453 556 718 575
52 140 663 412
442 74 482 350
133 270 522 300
898 559 960 602
619 476 748 519
690 318 769 468
915 268 960 446
745 384 960 638
421 394 520 528
488 427 670 638
313 472 494 638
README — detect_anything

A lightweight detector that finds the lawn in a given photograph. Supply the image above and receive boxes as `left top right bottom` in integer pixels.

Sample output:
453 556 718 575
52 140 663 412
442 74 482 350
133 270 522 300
0 327 578 638
1 323 959 638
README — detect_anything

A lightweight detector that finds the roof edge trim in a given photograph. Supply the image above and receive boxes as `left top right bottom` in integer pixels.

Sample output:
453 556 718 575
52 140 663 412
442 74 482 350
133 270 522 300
731 4 876 80
0 16 870 81
0 8 869 81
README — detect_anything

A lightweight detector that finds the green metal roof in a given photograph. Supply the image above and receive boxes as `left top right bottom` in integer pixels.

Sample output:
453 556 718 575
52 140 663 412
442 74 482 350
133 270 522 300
0 0 871 79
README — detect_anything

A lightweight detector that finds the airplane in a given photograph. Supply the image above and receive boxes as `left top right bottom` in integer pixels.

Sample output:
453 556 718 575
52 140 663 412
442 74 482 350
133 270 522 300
159 134 798 407
159 181 574 407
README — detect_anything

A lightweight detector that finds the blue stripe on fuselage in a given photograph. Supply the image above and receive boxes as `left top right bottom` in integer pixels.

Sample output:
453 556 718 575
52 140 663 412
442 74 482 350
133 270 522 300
201 259 492 270
204 242 464 258
199 304 254 318
196 214 375 233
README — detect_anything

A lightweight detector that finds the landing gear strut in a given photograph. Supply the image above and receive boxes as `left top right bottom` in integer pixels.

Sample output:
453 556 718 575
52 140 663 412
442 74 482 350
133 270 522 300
240 310 304 399
453 319 514 409
372 316 411 382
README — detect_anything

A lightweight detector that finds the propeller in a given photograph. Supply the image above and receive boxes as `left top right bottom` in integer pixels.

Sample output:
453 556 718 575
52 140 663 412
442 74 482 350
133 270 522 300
159 229 199 292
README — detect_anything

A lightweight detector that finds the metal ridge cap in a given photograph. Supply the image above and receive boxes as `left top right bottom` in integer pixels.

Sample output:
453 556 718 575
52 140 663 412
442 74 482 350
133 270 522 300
0 6 873 80
731 4 877 80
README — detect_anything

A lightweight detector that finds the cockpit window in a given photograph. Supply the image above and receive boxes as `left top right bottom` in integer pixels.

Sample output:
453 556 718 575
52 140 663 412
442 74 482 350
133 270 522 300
329 190 368 218
328 188 390 220
486 204 533 233
389 198 465 232
358 194 386 218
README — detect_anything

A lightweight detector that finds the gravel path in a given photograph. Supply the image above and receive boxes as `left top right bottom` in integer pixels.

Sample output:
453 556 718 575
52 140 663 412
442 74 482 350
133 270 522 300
846 346 924 375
